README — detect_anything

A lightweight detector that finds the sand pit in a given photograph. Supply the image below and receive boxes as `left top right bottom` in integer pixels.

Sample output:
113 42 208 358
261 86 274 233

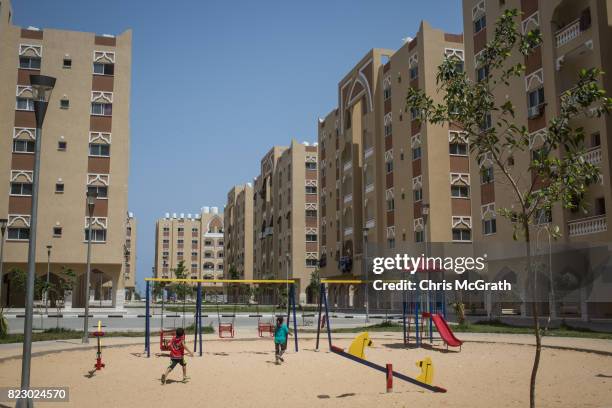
0 335 611 408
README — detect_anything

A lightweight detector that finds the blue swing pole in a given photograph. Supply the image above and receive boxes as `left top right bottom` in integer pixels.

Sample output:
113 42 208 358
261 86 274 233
145 280 150 358
194 282 200 352
197 283 203 356
315 283 324 350
290 283 298 352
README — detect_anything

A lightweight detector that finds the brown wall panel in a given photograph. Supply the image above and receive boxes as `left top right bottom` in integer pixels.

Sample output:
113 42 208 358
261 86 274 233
15 111 36 127
90 116 112 132
480 182 495 204
17 69 38 85
305 170 317 179
9 196 32 213
525 46 542 74
88 157 111 173
92 199 108 217
521 0 539 17
386 211 394 226
450 156 470 172
384 98 392 113
411 120 420 135
444 33 463 43
451 198 471 215
528 113 546 133
473 28 487 53
385 136 393 150
305 217 317 228
412 159 421 176
306 242 318 252
11 154 35 170
414 202 422 218
385 172 393 189
305 195 318 203
95 36 116 46
21 29 43 39
92 75 114 92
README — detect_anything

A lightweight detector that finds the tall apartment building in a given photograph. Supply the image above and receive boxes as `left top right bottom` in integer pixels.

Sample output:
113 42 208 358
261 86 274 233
0 0 132 308
224 183 254 280
154 207 224 296
253 140 318 303
124 213 137 300
462 0 612 319
317 23 465 307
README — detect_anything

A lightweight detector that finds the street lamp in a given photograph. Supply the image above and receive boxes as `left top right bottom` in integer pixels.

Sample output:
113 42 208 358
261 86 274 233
0 218 7 307
45 245 52 313
363 228 370 323
82 190 97 343
19 74 56 408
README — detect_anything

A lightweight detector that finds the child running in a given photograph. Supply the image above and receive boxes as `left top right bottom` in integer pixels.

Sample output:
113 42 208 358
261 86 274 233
161 327 193 384
273 316 291 364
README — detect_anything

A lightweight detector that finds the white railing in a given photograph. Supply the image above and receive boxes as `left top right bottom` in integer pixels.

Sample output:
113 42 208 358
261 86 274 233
365 183 374 194
568 215 607 236
343 161 353 172
555 19 580 48
344 227 353 236
364 146 374 160
583 147 602 165
365 219 376 229
343 193 353 204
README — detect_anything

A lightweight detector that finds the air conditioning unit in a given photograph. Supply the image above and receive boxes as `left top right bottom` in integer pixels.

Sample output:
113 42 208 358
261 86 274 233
528 104 543 119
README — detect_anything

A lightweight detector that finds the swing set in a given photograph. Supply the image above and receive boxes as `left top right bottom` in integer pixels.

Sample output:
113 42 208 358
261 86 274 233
143 278 299 358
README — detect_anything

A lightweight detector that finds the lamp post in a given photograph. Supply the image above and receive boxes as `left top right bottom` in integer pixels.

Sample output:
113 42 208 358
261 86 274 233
18 74 56 408
82 190 97 343
0 218 7 307
45 245 52 313
363 227 369 323
285 253 290 304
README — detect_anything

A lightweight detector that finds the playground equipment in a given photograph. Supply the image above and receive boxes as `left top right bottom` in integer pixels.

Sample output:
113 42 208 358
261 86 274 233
316 281 446 393
256 287 278 337
92 320 105 371
144 278 299 358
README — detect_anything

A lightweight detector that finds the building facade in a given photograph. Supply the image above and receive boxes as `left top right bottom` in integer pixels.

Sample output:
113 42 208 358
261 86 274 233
0 0 132 309
462 0 612 319
253 140 318 303
317 23 465 307
154 207 224 296
224 183 254 281
124 212 136 299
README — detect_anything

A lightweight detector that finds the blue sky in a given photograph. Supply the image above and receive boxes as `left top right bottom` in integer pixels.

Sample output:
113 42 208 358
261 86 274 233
14 0 463 292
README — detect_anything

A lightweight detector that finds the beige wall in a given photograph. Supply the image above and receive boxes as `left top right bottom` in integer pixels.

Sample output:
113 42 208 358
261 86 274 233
224 183 254 280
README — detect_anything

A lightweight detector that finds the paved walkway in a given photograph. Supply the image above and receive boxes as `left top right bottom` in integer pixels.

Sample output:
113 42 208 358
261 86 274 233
1 331 611 362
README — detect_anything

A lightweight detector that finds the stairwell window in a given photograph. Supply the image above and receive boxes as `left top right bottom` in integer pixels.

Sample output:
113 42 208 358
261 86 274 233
91 102 112 116
449 142 468 156
412 146 422 160
451 185 470 198
87 185 108 198
16 97 34 111
474 14 486 33
10 182 32 196
93 62 114 76
89 143 110 157
84 229 107 242
8 227 30 240
306 185 317 194
481 166 494 184
13 139 35 153
306 233 317 242
482 218 496 235
527 88 545 119
452 228 471 241
409 66 418 80
19 56 41 70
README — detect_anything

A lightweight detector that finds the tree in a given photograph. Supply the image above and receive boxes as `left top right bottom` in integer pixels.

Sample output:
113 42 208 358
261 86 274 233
307 269 320 304
405 9 611 407
49 267 76 329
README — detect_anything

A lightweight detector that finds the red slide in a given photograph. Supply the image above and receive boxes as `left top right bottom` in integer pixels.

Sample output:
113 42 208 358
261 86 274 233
431 314 463 349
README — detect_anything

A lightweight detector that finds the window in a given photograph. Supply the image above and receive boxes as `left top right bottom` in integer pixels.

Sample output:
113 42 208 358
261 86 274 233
19 56 41 69
451 185 470 198
383 82 392 100
63 58 72 68
16 97 34 111
528 87 545 109
87 185 108 198
415 230 424 242
60 99 69 109
10 182 32 196
84 229 107 242
476 65 489 82
8 227 30 240
410 107 420 121
13 139 35 153
449 142 468 156
409 66 418 80
452 228 471 241
305 162 317 170
412 146 422 160
204 240 212 246
306 185 317 194
386 160 393 174
177 239 184 245
218 252 224 258
482 219 496 235
480 113 492 131
204 252 212 258
93 62 114 75
414 188 422 202
591 132 601 148
474 15 486 33
191 239 198 245
386 197 395 211
163 227 170 232
53 227 63 237
481 167 494 184
58 141 67 151
177 251 184 257
91 102 112 116
595 197 606 215
384 121 392 137
453 61 464 73
306 259 318 267
306 209 317 218
89 143 110 157
218 241 224 246
387 238 396 249
55 183 64 193
306 234 317 242
532 148 547 163
534 209 552 224
162 239 169 244
178 227 184 232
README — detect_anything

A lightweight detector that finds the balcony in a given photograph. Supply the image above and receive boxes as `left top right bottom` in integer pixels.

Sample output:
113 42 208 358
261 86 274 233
343 193 353 204
365 219 376 229
583 146 602 165
344 227 353 237
365 183 374 194
364 146 374 160
555 19 581 48
343 161 352 172
568 215 607 237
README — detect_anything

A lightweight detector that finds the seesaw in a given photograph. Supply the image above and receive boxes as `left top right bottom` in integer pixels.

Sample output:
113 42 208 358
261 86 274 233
316 282 447 393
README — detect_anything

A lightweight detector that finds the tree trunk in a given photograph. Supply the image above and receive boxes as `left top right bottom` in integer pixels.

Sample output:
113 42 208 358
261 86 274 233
524 224 541 408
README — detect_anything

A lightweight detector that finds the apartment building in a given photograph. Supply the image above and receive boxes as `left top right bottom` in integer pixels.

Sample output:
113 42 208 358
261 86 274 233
124 213 136 300
252 140 318 303
462 0 612 319
154 207 224 296
224 183 254 280
0 0 132 309
318 23 465 307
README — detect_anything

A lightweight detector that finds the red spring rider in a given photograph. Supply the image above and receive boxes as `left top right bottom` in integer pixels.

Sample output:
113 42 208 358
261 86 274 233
92 320 106 370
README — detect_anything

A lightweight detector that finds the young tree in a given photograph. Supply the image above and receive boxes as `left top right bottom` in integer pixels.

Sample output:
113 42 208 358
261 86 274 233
307 269 321 304
405 9 611 407
49 267 76 329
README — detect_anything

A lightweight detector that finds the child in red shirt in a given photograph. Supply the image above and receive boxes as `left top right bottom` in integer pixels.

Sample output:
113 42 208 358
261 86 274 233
161 327 193 384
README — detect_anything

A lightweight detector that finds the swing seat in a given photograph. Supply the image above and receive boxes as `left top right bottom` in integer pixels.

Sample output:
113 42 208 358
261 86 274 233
218 323 234 338
258 322 274 337
160 329 176 351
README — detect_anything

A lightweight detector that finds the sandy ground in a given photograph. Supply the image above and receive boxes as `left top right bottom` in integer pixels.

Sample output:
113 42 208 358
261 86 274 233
0 336 611 408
